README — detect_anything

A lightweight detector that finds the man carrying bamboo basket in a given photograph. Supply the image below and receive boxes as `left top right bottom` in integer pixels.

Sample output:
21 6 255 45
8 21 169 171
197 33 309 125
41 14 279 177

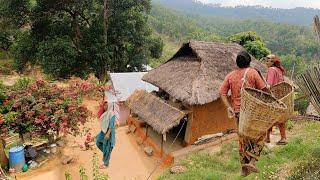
220 51 269 177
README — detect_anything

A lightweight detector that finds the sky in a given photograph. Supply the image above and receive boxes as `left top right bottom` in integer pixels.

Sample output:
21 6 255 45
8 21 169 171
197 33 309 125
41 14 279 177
197 0 320 9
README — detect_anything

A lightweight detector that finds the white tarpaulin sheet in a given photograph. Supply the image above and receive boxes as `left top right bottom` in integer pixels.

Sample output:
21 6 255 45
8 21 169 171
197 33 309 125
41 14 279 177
109 72 158 101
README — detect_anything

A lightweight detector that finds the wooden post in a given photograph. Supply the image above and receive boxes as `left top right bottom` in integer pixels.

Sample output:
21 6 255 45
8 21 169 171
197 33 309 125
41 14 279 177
161 134 164 157
0 139 8 170
145 125 148 138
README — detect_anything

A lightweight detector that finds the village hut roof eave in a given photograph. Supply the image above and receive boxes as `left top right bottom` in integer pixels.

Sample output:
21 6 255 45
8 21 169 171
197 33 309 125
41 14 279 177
140 79 220 106
126 90 186 134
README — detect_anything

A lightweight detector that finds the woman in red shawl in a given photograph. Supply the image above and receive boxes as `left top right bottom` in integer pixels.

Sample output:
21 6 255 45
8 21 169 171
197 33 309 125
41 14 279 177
264 54 287 145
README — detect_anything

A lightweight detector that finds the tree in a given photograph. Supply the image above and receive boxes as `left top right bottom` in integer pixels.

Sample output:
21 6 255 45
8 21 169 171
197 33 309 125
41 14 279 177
244 40 271 60
0 31 12 51
3 0 162 80
37 38 82 78
0 0 31 52
228 31 262 46
10 32 37 72
228 31 270 59
149 36 164 59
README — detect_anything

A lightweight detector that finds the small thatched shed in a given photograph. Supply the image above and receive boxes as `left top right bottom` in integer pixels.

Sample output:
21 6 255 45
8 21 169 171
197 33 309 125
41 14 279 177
139 41 267 145
126 90 185 134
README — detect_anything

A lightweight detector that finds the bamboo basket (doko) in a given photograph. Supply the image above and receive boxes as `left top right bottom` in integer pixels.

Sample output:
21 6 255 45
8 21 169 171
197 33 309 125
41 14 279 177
270 82 294 123
239 88 287 140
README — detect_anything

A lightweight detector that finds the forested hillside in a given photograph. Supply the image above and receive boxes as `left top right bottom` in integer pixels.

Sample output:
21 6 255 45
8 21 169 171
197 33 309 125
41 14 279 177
149 3 320 76
0 0 319 78
154 0 320 26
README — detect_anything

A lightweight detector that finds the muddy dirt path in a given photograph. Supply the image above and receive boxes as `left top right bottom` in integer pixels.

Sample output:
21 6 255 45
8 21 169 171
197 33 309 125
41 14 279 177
16 99 159 180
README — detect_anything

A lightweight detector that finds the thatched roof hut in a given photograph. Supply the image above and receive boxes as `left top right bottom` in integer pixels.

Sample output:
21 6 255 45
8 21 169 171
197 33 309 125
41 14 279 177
126 90 185 134
142 41 266 105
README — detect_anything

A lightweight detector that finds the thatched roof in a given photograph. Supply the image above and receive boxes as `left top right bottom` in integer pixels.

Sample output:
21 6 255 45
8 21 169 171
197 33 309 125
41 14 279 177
126 90 185 134
142 41 266 105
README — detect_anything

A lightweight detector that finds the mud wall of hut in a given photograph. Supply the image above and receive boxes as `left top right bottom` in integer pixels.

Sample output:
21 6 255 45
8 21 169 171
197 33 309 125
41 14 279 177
119 103 130 126
184 99 236 145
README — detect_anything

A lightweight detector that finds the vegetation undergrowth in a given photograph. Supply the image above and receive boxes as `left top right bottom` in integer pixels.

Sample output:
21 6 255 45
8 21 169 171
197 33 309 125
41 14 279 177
159 121 320 180
0 59 14 75
65 153 108 180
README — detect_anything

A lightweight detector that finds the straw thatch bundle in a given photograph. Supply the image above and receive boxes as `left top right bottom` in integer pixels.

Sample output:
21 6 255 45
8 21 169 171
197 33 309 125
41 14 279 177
142 41 266 105
126 90 185 134
296 65 320 115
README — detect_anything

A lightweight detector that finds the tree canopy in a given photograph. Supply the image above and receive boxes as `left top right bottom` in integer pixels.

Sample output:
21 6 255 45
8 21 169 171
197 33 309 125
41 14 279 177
0 0 163 80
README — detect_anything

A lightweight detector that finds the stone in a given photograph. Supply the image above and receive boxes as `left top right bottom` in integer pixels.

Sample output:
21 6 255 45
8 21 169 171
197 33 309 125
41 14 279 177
136 138 143 146
144 146 153 156
51 147 57 154
50 143 57 147
9 168 15 174
50 144 58 154
22 133 32 141
170 165 187 174
29 161 39 169
43 149 51 154
61 156 74 165
56 140 65 147
129 126 137 133
88 142 95 147
35 155 46 163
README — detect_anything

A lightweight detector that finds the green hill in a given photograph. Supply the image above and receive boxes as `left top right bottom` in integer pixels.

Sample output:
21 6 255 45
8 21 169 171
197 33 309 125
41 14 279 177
154 0 320 26
149 4 320 75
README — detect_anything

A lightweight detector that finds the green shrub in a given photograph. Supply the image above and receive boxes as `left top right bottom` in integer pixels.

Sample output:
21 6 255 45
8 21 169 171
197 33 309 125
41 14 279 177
11 32 36 73
0 59 14 75
228 31 271 59
228 31 262 46
12 77 33 90
37 38 82 79
244 40 271 60
294 92 309 115
0 81 6 104
0 51 9 60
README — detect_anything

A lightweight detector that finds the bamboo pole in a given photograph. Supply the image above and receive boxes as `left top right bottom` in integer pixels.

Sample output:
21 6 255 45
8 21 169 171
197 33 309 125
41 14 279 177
296 65 320 114
314 15 320 43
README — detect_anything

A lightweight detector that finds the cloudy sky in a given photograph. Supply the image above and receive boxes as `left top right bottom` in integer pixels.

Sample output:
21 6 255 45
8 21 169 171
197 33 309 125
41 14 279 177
197 0 320 9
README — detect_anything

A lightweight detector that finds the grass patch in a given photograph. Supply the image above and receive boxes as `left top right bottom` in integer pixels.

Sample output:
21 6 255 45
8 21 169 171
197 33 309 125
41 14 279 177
0 59 14 75
159 121 320 180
